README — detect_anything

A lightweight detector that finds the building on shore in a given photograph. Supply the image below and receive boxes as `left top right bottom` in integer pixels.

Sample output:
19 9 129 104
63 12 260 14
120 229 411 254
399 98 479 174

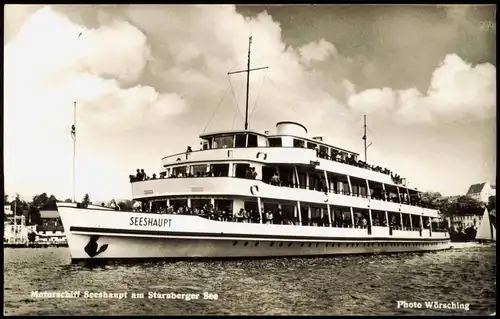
3 215 37 245
4 211 66 246
466 182 495 204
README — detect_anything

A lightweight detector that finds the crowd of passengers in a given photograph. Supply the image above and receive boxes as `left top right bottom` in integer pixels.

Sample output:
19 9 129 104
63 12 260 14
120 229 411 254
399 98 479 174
135 202 442 231
317 149 404 184
129 166 434 209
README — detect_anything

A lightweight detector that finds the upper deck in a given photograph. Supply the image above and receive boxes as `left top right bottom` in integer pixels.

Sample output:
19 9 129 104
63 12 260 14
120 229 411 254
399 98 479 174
160 121 401 188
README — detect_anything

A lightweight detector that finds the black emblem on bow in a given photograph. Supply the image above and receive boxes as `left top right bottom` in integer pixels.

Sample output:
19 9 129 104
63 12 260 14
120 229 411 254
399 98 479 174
84 235 109 258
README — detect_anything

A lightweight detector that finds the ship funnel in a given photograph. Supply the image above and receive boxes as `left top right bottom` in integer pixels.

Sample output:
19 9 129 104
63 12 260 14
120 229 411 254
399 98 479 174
276 121 308 138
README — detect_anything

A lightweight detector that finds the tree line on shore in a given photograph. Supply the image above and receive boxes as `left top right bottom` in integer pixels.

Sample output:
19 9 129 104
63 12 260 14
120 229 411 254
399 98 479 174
4 192 135 225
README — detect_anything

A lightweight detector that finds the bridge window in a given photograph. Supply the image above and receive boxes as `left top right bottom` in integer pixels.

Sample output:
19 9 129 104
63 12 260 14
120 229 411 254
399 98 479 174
202 141 210 150
293 139 305 148
210 164 229 177
307 142 317 150
192 164 207 176
319 146 328 157
247 134 258 147
268 138 282 147
213 136 234 149
235 134 246 148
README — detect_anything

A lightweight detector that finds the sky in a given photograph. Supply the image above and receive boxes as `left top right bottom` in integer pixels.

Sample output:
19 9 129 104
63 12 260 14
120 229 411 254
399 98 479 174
3 4 496 202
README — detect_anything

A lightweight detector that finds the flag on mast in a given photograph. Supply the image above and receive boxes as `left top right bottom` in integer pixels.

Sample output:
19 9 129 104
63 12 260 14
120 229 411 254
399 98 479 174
71 124 76 141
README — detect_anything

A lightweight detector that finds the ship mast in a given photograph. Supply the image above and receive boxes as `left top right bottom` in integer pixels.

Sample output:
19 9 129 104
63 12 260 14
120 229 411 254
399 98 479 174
362 115 372 163
71 101 76 203
228 36 268 130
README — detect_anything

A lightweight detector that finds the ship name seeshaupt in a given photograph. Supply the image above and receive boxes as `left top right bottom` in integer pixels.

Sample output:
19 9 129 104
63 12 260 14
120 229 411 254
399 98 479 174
129 216 172 227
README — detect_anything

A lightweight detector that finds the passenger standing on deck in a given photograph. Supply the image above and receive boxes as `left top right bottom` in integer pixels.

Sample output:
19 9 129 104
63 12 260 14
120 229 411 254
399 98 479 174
362 217 368 228
214 208 222 221
265 210 273 224
248 209 255 223
245 167 253 179
242 208 249 223
186 146 192 160
319 176 328 194
275 208 283 225
235 208 243 222
271 171 281 186
252 167 258 179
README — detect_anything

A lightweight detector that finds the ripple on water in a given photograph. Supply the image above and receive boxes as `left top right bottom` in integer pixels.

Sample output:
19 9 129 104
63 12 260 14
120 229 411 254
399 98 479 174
3 247 496 315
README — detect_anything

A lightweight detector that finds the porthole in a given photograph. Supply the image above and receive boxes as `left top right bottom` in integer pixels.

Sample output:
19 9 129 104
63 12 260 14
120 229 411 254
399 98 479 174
301 243 305 247
316 243 319 247
270 242 274 247
279 242 283 247
309 243 312 247
325 243 328 247
233 241 238 246
255 242 259 246
244 242 248 246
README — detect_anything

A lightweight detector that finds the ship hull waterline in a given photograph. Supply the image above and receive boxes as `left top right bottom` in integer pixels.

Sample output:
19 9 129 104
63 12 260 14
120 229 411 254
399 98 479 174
57 205 451 262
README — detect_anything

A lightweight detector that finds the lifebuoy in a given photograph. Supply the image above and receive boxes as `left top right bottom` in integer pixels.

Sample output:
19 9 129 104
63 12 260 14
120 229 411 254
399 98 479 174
256 152 268 160
250 185 260 195
323 194 328 202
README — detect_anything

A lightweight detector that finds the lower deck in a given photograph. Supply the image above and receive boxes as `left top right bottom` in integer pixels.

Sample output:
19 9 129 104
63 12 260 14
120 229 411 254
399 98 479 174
135 195 448 234
58 203 450 260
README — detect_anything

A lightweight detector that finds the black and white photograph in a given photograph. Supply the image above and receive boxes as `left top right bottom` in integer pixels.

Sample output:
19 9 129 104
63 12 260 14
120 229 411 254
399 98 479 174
3 4 496 316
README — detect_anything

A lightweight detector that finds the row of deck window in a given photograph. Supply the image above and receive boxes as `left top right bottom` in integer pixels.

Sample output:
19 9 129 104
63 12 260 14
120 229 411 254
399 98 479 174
152 162 429 208
137 198 448 232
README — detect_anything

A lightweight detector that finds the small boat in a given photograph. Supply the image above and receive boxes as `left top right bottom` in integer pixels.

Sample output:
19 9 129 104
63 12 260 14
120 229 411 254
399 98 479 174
475 207 496 245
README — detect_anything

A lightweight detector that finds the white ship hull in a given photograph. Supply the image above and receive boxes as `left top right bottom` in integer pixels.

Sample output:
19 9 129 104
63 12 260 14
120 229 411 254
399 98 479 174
57 204 451 261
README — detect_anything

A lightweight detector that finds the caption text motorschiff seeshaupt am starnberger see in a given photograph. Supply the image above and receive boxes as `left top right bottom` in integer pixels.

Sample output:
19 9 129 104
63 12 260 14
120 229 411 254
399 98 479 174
31 291 218 301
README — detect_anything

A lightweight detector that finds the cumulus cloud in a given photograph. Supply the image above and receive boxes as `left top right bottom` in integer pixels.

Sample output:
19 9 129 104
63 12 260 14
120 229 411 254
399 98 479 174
3 4 496 200
4 6 188 200
347 53 496 124
299 39 338 66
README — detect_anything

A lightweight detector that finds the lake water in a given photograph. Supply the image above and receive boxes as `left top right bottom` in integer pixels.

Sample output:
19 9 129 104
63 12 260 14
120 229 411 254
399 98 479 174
3 246 496 315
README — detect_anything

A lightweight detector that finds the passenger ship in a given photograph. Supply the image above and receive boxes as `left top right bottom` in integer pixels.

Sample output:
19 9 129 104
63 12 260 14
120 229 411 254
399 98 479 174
57 36 450 261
